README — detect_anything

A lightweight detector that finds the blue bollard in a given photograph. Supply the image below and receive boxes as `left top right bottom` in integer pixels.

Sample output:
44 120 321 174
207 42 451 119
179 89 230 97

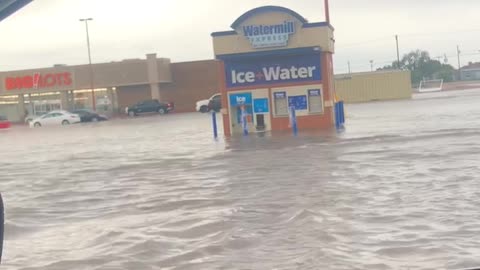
240 107 248 136
335 101 345 130
212 111 218 139
340 101 345 124
335 102 340 129
242 114 248 136
289 106 298 136
339 101 344 126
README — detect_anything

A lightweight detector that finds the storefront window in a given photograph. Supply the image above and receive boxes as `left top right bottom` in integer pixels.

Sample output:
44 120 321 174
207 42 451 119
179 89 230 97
33 101 61 116
0 95 19 105
28 92 62 116
73 88 109 111
95 91 112 114
273 91 288 116
0 95 19 121
308 89 323 114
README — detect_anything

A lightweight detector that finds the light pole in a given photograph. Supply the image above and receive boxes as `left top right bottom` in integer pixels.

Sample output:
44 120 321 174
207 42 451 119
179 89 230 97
79 18 96 111
457 45 461 81
395 35 400 69
370 60 374 72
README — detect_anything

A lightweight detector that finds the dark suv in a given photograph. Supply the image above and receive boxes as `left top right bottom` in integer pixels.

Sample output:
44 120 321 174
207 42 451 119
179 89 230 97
71 109 108 122
126 99 174 117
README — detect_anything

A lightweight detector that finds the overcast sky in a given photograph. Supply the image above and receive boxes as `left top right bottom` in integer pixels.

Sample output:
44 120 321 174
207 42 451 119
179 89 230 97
1 0 480 73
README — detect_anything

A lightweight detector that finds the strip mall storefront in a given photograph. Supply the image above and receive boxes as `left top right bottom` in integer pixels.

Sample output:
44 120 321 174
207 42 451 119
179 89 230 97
211 6 337 136
0 55 219 122
1 5 338 129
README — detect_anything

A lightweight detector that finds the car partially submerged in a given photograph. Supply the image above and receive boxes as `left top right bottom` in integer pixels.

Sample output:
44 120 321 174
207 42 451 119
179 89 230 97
29 110 81 128
125 99 174 117
71 109 108 122
196 93 220 113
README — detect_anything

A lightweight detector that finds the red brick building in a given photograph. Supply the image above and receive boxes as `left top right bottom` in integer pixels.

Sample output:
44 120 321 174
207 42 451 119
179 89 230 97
0 54 220 121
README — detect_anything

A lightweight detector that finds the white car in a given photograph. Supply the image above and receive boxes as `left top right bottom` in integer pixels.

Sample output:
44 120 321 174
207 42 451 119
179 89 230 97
25 113 45 124
196 93 220 113
29 110 81 128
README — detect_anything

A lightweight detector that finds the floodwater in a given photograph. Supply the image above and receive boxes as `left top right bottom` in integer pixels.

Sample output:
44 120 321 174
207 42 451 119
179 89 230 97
1 89 480 270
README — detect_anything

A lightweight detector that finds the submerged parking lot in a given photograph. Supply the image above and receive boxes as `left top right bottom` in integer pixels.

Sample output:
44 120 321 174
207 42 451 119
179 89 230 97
1 89 480 270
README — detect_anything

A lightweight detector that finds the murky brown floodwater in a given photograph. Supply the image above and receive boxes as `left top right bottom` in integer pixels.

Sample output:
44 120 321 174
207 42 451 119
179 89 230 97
1 89 480 270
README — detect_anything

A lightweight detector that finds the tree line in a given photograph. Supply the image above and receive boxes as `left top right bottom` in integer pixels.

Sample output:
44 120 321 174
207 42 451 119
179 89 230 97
378 50 456 84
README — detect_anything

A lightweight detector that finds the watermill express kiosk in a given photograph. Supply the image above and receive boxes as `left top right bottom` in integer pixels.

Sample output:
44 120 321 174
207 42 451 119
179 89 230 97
211 6 337 136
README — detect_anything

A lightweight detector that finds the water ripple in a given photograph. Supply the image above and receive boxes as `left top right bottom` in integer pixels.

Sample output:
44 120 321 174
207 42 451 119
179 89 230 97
1 91 480 269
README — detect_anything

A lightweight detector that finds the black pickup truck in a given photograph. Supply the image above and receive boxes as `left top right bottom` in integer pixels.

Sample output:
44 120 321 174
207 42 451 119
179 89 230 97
126 99 174 117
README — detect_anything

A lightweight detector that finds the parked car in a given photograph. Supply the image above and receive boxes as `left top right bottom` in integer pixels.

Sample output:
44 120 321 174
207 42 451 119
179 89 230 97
71 109 108 122
25 113 45 124
0 116 11 130
208 94 222 112
125 99 174 117
25 115 34 124
29 110 81 128
196 93 221 113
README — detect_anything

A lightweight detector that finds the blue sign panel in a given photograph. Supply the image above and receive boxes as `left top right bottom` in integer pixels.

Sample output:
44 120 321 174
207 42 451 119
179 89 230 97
225 53 321 88
253 98 269 113
308 89 321 96
229 92 252 106
288 95 307 110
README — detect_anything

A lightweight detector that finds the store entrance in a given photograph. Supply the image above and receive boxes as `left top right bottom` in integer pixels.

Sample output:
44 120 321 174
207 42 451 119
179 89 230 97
33 100 62 116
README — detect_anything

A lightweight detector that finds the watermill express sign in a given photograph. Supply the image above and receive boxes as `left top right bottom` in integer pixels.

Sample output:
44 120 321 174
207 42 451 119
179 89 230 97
242 21 295 49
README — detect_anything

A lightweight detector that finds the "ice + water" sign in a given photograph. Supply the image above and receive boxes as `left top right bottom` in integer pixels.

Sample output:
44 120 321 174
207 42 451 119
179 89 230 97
224 53 321 88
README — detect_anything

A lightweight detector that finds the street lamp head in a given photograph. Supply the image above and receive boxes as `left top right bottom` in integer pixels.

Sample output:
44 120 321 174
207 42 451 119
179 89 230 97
79 18 93 21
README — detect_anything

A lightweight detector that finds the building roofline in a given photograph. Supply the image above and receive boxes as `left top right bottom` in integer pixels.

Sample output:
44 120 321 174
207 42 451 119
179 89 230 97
211 21 334 37
230 6 308 29
216 46 321 60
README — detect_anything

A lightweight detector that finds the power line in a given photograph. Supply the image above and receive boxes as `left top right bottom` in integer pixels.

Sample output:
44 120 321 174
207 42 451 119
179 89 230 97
401 28 480 38
336 28 480 50
336 36 392 49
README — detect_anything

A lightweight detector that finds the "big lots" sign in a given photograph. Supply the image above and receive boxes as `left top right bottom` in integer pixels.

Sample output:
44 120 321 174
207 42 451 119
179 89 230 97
5 72 73 91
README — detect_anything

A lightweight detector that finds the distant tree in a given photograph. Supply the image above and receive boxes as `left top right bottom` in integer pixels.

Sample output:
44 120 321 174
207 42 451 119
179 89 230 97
378 50 456 84
435 65 455 82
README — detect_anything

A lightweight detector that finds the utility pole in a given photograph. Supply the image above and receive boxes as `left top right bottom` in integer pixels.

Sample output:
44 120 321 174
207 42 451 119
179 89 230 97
348 61 351 74
395 35 400 69
457 45 461 81
80 18 96 111
370 60 374 72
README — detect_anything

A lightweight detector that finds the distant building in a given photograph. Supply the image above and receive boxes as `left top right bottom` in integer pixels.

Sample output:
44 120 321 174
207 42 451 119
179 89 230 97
335 70 412 103
460 62 480 81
